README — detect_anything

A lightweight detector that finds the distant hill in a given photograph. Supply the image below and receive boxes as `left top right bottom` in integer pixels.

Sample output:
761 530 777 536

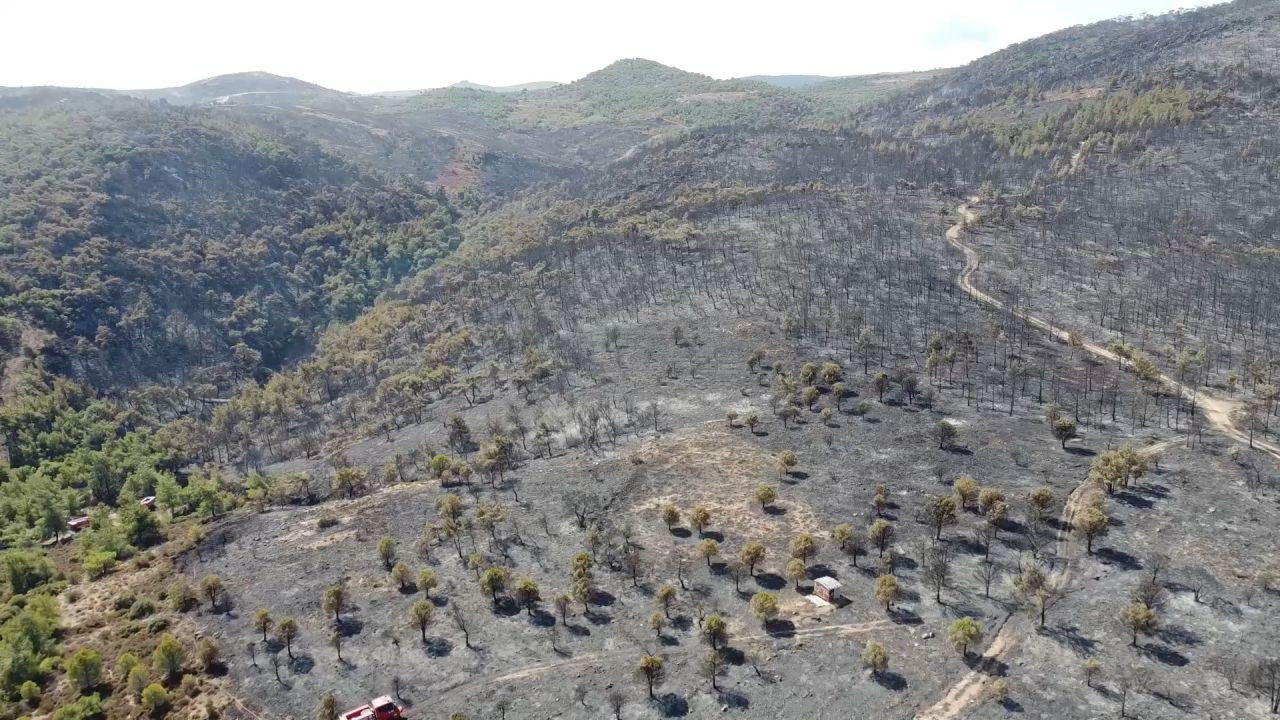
449 80 561 93
744 74 844 89
369 81 561 97
506 58 816 128
0 72 344 107
125 71 345 104
801 70 946 114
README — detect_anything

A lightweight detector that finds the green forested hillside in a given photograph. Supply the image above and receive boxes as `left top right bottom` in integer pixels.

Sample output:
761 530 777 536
396 59 818 129
0 100 460 388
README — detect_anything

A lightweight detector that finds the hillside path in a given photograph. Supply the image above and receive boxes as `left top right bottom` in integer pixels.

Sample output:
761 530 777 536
916 201 1280 720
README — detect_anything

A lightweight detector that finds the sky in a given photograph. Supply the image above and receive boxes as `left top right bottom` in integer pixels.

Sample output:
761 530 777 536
2 0 1219 93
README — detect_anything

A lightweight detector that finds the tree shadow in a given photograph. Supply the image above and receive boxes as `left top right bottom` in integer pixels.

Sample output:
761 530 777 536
1140 642 1189 666
669 527 692 539
965 653 1009 676
1095 547 1142 571
788 471 810 481
763 506 787 517
1114 491 1154 510
529 609 556 628
873 671 908 691
288 654 315 674
1040 624 1098 656
889 609 923 625
763 619 796 637
430 596 449 608
584 610 612 626
1135 483 1169 498
944 446 974 456
210 598 237 616
566 623 591 637
1157 624 1201 646
720 647 745 665
702 530 725 543
655 693 689 717
807 564 836 579
754 573 786 590
591 589 617 606
493 597 522 617
658 633 680 647
999 698 1025 713
335 618 364 638
424 637 453 658
1151 689 1195 713
717 690 750 710
1064 447 1096 457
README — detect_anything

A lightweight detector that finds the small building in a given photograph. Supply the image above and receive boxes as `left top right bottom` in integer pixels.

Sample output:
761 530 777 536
67 516 90 533
140 496 157 511
814 576 842 603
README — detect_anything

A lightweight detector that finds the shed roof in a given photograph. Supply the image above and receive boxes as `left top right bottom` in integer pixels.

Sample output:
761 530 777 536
814 576 841 589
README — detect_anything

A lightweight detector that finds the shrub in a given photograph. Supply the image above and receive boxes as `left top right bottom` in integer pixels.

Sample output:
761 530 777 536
63 649 103 693
81 551 116 580
151 634 185 682
128 599 157 619
115 652 140 684
167 581 197 612
1 551 55 594
51 694 105 720
19 680 40 705
179 674 199 696
317 516 339 530
126 665 150 698
196 638 220 671
141 683 169 716
112 594 137 612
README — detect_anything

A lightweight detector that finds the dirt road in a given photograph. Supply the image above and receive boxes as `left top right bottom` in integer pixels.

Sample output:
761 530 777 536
944 201 1280 460
916 203 1280 720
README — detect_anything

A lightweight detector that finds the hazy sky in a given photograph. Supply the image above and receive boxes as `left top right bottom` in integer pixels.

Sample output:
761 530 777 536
4 0 1217 92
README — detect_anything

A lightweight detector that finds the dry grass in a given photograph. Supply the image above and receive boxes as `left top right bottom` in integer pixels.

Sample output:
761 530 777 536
623 422 823 543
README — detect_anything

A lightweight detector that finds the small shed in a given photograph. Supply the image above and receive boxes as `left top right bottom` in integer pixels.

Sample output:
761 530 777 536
67 516 90 533
814 576 842 603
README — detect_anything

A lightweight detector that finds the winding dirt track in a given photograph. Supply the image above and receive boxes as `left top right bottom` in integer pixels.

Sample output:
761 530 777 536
944 203 1280 459
915 203 1280 720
